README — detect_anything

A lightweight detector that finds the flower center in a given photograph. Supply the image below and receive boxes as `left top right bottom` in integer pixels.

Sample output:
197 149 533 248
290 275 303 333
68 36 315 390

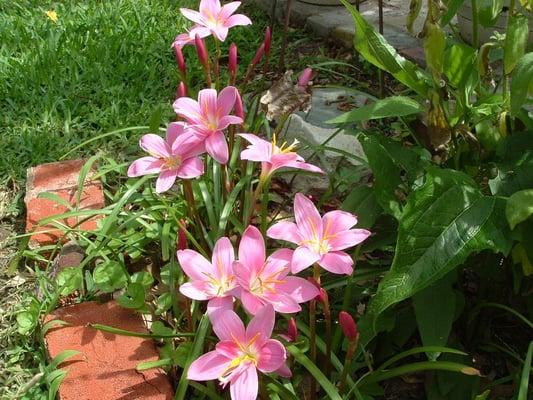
306 238 331 255
163 155 182 170
249 266 286 295
271 133 298 155
202 272 236 297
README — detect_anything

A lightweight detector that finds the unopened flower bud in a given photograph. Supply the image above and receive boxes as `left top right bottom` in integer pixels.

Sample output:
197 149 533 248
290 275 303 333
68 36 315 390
177 219 188 250
317 287 328 305
298 67 313 89
264 26 272 55
176 81 187 99
173 43 186 76
287 318 298 342
195 34 209 69
234 90 244 120
229 43 238 81
339 311 358 342
251 43 265 68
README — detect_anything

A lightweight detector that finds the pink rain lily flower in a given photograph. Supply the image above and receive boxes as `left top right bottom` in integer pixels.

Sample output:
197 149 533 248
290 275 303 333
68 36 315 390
239 133 323 181
173 86 242 164
180 0 252 42
127 123 204 193
233 226 319 315
188 305 289 400
177 237 238 314
267 193 371 275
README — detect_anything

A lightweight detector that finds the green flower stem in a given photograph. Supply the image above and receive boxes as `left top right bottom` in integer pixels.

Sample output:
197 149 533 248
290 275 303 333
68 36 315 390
309 264 321 400
213 38 221 89
182 180 208 250
339 339 357 394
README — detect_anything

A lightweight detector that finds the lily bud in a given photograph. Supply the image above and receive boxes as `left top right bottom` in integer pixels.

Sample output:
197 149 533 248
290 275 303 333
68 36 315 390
176 81 187 99
251 43 265 68
177 219 188 250
339 311 358 343
264 26 272 55
173 43 186 76
287 318 298 342
234 90 244 120
298 67 313 89
195 34 209 69
229 43 238 81
317 287 328 305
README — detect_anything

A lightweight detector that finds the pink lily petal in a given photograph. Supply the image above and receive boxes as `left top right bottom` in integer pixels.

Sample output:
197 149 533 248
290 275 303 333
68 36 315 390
270 153 300 170
198 88 218 116
127 157 163 177
214 26 230 41
265 248 293 278
328 229 371 251
173 97 202 124
165 122 186 145
233 261 253 289
230 363 258 400
263 292 301 314
291 246 320 274
215 340 241 359
211 237 235 279
173 32 195 48
155 169 178 193
267 221 301 244
211 309 246 342
240 290 265 315
278 276 320 303
205 130 229 164
246 304 275 344
283 159 324 174
322 210 358 232
257 339 286 373
225 14 252 28
177 249 213 281
218 115 243 129
275 362 292 378
207 296 234 315
177 156 204 179
187 351 231 380
239 226 266 273
180 8 205 25
140 134 170 158
294 193 323 241
200 0 221 15
188 25 212 40
217 86 237 116
172 133 205 157
179 282 211 301
220 2 241 19
319 251 353 275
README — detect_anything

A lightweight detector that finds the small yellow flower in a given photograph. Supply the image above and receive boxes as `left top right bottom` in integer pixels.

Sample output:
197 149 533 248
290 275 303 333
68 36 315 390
46 10 58 23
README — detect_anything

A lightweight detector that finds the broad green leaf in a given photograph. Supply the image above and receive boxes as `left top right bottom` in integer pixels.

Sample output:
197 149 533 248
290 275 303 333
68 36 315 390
478 0 503 27
341 185 383 229
511 52 533 115
520 0 533 12
56 267 83 296
504 15 529 75
512 243 533 276
360 133 426 219
340 0 431 96
136 358 172 371
327 96 423 124
366 168 512 333
444 44 477 89
93 260 128 293
423 22 446 81
130 271 154 289
407 0 423 33
506 189 533 229
117 283 145 309
17 311 37 335
489 153 533 196
441 0 466 26
413 273 456 361
155 292 172 315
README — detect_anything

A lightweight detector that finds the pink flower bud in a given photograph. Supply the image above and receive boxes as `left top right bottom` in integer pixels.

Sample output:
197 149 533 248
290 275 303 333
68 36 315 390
177 219 188 250
195 34 209 69
251 43 265 68
264 26 272 54
176 81 187 99
298 67 313 89
287 318 298 342
234 90 244 120
317 287 328 305
229 43 238 81
173 43 186 76
339 311 358 342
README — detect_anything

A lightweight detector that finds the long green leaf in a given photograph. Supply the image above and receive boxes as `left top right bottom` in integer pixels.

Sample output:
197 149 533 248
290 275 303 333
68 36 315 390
136 358 172 371
287 345 342 400
49 350 81 370
504 15 529 75
89 323 196 338
339 0 431 96
441 0 466 26
327 96 422 124
364 168 512 337
518 341 533 400
377 346 467 371
217 176 249 238
511 52 533 115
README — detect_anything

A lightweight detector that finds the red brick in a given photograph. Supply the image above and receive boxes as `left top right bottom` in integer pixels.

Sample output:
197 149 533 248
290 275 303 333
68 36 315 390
45 301 174 400
25 159 105 246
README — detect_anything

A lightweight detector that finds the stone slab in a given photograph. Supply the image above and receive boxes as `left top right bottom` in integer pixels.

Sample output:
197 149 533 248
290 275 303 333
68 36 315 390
25 159 105 246
45 301 173 400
